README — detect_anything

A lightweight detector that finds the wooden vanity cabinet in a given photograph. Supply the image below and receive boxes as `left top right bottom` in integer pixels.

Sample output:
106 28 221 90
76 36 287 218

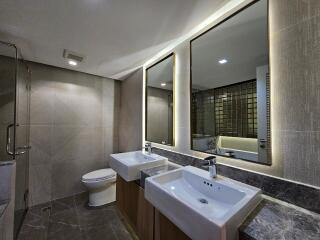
116 176 190 240
116 176 154 240
154 209 191 240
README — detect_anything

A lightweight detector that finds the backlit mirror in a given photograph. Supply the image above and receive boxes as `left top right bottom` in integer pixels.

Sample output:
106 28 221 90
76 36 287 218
146 53 175 146
190 0 270 164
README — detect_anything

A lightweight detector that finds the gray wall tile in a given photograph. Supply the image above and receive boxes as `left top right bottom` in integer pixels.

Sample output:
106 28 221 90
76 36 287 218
270 0 320 186
270 0 320 33
28 62 119 206
29 125 52 166
281 130 320 186
118 68 143 152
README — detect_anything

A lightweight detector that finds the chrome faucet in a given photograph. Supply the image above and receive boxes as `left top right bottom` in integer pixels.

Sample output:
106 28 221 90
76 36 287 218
144 142 152 154
202 156 217 178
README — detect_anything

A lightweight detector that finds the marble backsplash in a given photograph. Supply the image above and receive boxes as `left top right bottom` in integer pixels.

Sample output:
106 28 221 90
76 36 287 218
152 147 320 214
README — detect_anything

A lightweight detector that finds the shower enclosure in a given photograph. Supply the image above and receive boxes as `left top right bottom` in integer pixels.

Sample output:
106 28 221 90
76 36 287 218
0 41 31 238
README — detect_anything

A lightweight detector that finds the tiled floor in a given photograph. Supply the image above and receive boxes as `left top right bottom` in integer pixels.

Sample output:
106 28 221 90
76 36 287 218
17 193 135 240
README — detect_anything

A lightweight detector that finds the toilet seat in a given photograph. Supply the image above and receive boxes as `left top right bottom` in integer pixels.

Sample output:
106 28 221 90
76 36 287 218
82 168 116 182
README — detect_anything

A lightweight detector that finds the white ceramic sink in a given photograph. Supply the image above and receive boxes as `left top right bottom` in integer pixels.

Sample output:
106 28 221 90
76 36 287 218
145 166 261 240
110 151 167 181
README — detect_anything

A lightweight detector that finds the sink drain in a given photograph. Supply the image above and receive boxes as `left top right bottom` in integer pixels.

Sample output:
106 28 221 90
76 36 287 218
198 198 208 204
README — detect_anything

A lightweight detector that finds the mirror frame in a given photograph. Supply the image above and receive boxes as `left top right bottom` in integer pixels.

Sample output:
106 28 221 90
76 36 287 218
145 52 176 146
189 0 271 165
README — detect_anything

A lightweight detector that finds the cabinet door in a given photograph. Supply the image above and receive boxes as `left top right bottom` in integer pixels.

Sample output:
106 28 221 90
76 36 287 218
116 176 154 240
154 209 191 240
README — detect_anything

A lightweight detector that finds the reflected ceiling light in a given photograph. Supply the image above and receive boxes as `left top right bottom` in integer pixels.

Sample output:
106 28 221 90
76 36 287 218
218 59 228 64
68 60 78 66
161 83 167 87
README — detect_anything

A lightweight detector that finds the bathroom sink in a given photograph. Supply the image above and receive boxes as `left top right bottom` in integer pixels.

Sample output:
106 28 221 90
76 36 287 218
110 151 168 181
145 166 261 240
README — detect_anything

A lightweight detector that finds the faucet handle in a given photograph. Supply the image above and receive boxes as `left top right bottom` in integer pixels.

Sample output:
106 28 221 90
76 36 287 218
145 142 151 147
203 156 216 166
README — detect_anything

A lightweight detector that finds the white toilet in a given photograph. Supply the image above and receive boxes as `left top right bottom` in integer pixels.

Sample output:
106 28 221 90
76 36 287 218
81 168 117 207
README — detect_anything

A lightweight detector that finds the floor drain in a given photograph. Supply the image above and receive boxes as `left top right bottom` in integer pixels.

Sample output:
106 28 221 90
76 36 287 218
198 198 208 204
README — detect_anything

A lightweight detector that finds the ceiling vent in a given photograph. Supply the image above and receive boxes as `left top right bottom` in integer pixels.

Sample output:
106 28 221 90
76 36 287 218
63 49 84 63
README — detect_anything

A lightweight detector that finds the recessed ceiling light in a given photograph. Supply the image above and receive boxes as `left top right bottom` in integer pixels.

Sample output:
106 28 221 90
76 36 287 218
68 60 78 66
63 49 84 67
218 59 228 64
161 83 167 87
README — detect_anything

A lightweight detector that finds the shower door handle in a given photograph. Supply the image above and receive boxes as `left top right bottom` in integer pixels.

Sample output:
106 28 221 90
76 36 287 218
6 124 31 156
6 123 15 156
15 145 32 155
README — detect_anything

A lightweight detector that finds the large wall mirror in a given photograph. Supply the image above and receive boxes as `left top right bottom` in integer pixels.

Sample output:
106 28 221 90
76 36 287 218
190 0 270 164
146 53 175 146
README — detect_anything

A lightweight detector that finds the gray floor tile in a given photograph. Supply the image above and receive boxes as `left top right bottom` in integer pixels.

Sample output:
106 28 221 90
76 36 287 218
84 224 118 240
50 196 76 215
49 208 80 226
18 228 47 240
47 222 85 240
76 205 118 227
18 193 133 240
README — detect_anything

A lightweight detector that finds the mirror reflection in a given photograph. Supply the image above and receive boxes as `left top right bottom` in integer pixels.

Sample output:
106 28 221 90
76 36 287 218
146 53 174 146
190 0 270 164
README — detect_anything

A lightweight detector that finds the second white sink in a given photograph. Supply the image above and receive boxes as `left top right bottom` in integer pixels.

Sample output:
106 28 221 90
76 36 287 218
110 151 167 181
145 166 261 240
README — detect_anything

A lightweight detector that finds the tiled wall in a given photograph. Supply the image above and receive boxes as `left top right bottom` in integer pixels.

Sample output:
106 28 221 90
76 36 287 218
118 68 143 152
28 62 120 206
144 0 320 187
270 0 320 186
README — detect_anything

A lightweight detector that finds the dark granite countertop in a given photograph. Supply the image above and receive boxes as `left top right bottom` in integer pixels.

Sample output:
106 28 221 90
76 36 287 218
140 163 320 240
240 197 320 240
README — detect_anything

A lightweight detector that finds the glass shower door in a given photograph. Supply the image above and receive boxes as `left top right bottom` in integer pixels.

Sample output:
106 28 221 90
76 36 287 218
14 57 31 238
0 41 16 162
0 41 31 239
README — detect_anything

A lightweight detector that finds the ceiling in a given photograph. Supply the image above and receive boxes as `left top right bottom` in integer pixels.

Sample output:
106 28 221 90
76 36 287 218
192 0 268 89
0 0 228 80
